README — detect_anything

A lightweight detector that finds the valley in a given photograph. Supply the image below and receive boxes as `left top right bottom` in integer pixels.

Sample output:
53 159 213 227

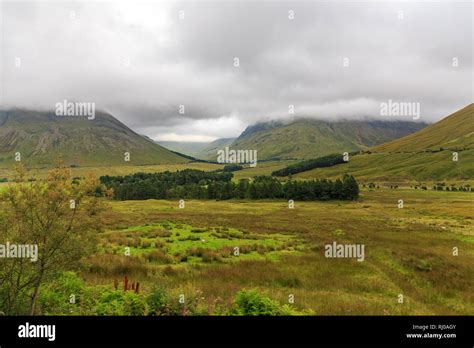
0 104 472 316
75 188 473 315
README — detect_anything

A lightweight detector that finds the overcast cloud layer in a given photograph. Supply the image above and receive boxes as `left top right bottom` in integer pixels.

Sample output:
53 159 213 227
0 1 472 141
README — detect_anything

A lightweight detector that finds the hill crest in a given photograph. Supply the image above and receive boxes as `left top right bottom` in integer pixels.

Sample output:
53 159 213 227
0 109 188 167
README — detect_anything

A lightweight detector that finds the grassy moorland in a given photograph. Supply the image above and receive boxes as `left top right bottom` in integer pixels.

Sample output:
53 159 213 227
0 162 223 181
78 188 473 315
1 164 472 315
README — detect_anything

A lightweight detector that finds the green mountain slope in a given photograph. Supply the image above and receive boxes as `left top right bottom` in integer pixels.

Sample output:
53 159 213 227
296 104 474 182
195 137 236 160
227 119 427 161
0 109 189 167
372 104 474 152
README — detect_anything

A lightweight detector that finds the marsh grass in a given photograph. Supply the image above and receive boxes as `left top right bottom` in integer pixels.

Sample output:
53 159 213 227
75 188 474 315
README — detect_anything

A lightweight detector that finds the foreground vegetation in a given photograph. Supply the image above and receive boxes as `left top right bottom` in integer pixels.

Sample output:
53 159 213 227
79 189 472 315
39 272 310 315
1 166 472 316
0 167 110 315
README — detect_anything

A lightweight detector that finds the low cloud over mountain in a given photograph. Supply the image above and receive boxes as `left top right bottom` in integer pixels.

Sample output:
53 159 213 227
1 1 471 141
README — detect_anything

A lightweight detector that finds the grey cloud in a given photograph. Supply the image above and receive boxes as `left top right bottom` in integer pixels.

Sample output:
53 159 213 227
1 1 471 141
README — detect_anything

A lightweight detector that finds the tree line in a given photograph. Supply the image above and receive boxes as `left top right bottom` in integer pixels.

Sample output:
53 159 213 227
271 154 346 177
100 169 359 201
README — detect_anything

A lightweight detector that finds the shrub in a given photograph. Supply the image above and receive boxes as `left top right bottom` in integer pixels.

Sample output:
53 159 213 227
146 286 171 316
96 290 126 315
232 289 281 315
231 289 313 316
123 292 148 315
95 290 148 315
39 272 86 315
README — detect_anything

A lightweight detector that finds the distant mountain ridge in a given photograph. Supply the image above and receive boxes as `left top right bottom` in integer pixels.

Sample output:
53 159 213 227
226 118 427 161
0 109 189 167
161 118 428 161
294 104 474 182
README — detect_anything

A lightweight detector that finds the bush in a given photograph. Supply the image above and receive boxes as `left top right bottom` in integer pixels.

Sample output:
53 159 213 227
231 289 313 316
96 290 148 315
232 289 281 315
147 286 172 316
95 290 126 315
123 292 148 315
39 272 87 315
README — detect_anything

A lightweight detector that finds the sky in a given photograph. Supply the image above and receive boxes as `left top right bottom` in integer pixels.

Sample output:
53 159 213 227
0 0 472 142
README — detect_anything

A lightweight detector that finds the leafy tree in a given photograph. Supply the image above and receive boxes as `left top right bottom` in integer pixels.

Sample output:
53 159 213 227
0 166 110 315
341 174 359 200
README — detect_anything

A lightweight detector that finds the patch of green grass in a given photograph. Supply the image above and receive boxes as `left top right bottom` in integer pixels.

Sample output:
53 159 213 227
99 222 304 264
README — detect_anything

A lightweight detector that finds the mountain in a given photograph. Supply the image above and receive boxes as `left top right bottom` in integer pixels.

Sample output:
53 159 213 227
294 104 474 182
372 104 474 153
0 109 189 167
157 141 210 158
194 137 236 160
228 119 427 161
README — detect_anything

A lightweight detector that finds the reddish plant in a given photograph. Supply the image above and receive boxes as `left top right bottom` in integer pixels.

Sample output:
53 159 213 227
124 275 129 291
